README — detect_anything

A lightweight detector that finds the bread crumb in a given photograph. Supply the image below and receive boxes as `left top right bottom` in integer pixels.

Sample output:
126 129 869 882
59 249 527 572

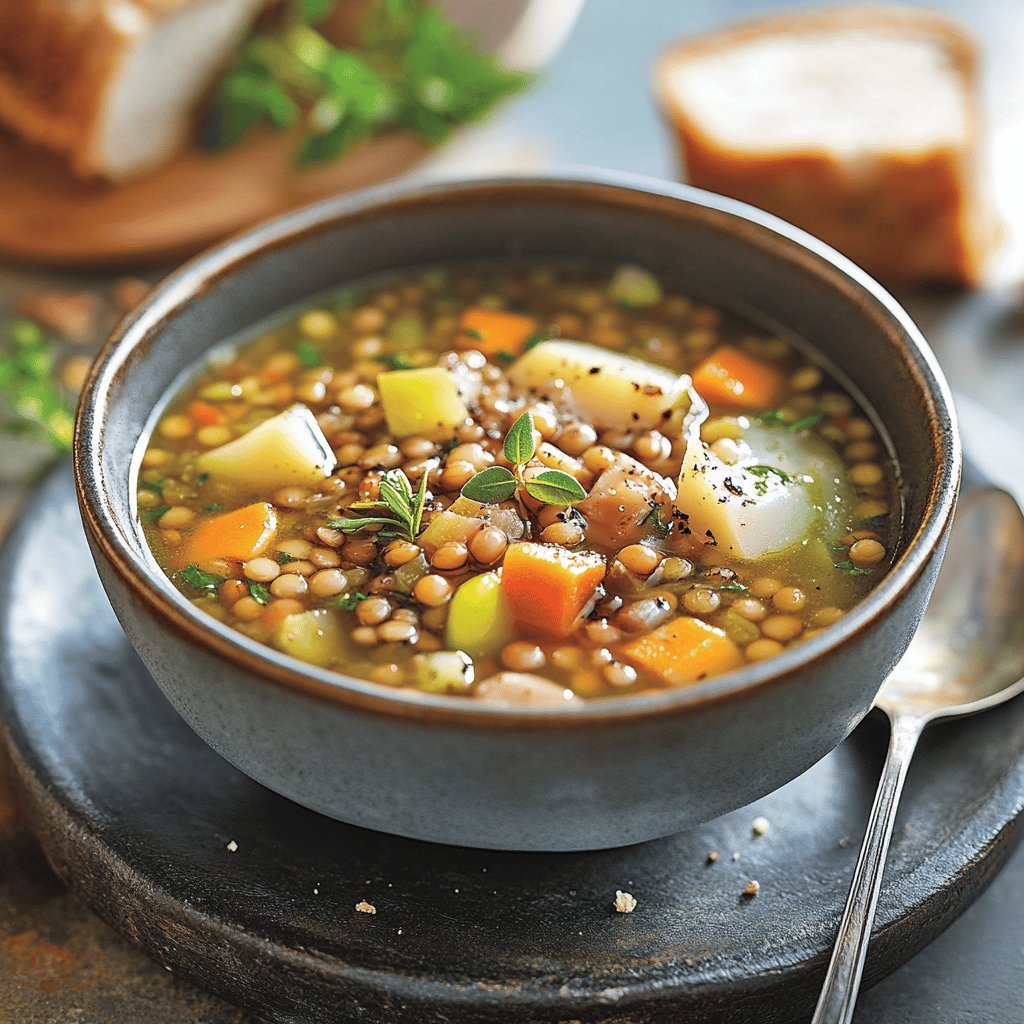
752 816 770 836
706 850 719 863
614 890 637 914
743 880 760 898
355 900 377 915
226 840 238 852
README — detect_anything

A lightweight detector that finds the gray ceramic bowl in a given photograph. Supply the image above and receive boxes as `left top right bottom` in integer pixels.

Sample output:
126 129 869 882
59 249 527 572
74 174 960 851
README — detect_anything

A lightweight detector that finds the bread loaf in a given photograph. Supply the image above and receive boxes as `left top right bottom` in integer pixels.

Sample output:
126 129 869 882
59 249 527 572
655 6 998 287
0 0 267 180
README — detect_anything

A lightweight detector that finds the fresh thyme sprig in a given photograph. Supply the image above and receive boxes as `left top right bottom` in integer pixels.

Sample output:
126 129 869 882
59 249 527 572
203 0 532 167
327 467 429 541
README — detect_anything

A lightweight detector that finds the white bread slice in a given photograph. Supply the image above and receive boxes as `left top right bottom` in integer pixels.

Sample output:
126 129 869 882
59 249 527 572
0 0 267 181
655 6 999 287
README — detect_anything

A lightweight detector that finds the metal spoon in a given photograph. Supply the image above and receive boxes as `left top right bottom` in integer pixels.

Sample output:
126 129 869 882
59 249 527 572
812 486 1024 1024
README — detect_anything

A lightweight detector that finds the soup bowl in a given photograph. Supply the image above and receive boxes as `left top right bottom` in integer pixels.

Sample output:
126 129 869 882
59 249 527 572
74 174 959 851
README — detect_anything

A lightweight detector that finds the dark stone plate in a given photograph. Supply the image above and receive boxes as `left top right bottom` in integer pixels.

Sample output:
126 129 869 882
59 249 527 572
1 465 1022 1024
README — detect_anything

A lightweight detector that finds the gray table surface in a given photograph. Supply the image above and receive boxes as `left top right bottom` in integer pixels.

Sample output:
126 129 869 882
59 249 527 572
1 1 1023 1021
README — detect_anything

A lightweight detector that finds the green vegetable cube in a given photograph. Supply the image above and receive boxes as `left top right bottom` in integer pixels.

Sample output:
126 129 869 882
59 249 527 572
445 571 516 660
377 367 468 441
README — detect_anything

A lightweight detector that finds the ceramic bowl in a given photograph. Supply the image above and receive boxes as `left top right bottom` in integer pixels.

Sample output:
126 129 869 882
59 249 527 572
74 174 960 851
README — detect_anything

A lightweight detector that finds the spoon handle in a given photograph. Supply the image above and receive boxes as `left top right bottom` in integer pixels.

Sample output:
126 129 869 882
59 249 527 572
811 712 926 1024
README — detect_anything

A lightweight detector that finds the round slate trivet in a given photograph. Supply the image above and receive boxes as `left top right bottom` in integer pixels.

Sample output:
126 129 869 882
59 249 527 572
1 465 1021 1024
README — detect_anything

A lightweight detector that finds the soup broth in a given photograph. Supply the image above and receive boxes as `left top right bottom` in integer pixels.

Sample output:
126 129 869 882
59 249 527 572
138 263 899 703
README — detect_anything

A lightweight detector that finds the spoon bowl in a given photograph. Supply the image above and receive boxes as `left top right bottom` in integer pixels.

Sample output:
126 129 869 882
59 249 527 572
814 485 1024 1024
880 486 1024 719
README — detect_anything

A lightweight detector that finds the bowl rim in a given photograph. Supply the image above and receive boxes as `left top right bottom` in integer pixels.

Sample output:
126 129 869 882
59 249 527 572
74 169 961 728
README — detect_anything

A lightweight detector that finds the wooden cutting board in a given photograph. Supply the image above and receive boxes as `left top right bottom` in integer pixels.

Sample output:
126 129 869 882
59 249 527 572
0 128 432 268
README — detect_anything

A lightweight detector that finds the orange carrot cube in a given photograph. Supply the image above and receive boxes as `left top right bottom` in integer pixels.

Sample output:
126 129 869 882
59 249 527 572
619 616 743 686
457 307 538 358
691 344 785 410
173 502 277 568
500 542 606 638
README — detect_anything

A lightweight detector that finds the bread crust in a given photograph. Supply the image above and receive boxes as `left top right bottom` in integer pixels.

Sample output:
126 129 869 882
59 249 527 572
654 6 996 287
0 0 254 179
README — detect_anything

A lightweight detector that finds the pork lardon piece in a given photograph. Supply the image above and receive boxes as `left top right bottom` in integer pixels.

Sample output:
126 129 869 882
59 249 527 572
0 0 268 180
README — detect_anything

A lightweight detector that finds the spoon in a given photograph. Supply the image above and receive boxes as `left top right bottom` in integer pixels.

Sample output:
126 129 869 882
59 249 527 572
812 486 1024 1024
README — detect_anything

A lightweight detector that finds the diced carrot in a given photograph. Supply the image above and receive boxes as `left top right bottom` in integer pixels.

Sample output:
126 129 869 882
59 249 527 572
690 345 785 410
457 307 538 358
500 542 606 638
173 502 278 568
619 616 743 687
187 400 225 426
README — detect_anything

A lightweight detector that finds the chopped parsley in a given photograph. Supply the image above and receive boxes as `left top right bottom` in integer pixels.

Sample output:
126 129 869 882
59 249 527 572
147 505 171 520
179 564 227 592
204 503 223 513
276 551 296 565
461 326 484 341
787 412 825 432
493 349 516 364
376 352 414 371
523 332 547 351
642 501 671 536
295 339 323 368
329 591 369 611
196 471 210 486
834 560 869 576
720 582 748 593
746 464 792 496
247 581 272 605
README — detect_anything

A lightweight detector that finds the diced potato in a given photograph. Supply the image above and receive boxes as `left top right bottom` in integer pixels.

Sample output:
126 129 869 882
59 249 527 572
619 616 743 686
675 421 852 560
377 366 468 441
412 651 475 694
275 609 343 668
474 672 577 707
577 453 675 549
445 571 516 659
196 404 335 489
418 510 484 554
507 340 689 431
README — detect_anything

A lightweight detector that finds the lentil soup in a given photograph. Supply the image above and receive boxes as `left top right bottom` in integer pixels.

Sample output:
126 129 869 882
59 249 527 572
138 263 899 703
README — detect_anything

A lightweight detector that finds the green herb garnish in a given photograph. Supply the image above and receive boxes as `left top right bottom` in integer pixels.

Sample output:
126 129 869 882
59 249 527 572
462 410 589 509
204 503 223 513
203 0 531 167
376 352 414 371
247 581 272 604
503 410 536 466
746 464 792 497
329 591 369 611
642 501 672 536
140 479 165 494
327 467 429 541
180 564 227 593
0 318 76 453
523 470 587 506
196 471 210 486
277 551 296 565
757 409 789 427
147 505 172 520
461 326 484 341
523 332 547 351
493 350 516 365
295 339 323 368
787 412 824 432
460 465 518 504
834 560 869 576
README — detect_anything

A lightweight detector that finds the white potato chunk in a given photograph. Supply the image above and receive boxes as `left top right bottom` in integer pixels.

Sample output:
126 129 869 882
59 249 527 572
675 421 851 560
507 340 689 431
474 672 578 707
196 404 335 489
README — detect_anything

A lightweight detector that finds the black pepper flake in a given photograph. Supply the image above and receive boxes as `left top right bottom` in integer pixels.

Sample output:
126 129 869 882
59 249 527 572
631 412 640 421
589 366 601 375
